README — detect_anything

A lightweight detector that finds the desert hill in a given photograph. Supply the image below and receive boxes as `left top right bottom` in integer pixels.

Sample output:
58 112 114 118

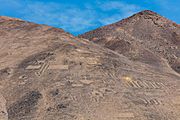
0 10 180 120
79 10 180 74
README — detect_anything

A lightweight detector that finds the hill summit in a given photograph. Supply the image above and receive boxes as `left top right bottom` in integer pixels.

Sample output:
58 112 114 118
0 10 180 120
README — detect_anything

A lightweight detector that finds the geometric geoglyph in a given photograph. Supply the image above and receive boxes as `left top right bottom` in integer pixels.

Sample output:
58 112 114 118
26 61 69 76
122 76 165 89
116 112 135 118
26 65 41 70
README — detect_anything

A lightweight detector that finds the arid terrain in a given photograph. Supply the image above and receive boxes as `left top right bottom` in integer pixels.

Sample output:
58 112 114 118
0 10 180 120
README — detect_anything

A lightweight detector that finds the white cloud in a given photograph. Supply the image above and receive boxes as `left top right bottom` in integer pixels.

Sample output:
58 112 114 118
98 1 141 25
0 0 142 34
99 1 139 11
18 1 98 34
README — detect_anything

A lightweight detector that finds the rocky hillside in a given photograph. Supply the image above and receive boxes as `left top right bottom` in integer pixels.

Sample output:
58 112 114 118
79 10 180 74
0 11 180 120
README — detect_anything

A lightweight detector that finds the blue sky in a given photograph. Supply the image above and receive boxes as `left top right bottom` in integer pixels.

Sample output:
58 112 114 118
0 0 179 35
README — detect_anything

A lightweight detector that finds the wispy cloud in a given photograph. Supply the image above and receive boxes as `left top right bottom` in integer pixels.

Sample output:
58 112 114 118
97 1 141 25
151 0 180 23
99 1 140 11
21 2 97 33
0 0 142 35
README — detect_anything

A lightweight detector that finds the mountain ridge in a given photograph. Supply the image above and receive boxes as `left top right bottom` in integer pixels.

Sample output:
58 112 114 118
0 10 180 120
79 10 180 74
